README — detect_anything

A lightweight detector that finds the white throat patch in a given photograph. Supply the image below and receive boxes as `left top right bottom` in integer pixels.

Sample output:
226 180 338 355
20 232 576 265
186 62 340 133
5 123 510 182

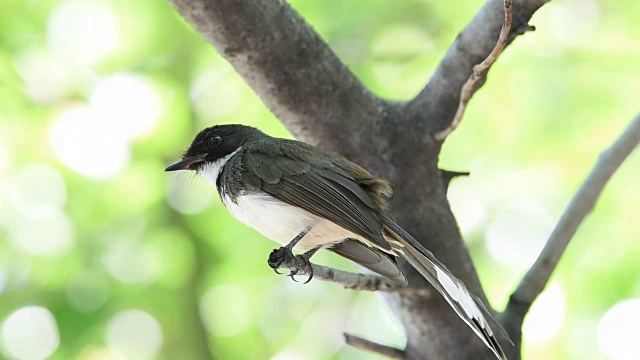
197 148 241 187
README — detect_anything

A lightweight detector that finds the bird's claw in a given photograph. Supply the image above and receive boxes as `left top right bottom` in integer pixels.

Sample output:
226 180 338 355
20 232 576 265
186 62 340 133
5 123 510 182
288 259 300 281
298 254 314 284
288 255 313 283
267 247 313 284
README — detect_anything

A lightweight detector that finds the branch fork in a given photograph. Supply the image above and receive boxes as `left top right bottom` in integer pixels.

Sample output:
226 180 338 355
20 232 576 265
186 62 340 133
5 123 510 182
434 0 513 141
165 0 637 358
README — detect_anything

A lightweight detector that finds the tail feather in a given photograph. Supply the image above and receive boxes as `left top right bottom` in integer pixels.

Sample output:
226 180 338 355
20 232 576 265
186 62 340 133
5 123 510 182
382 217 509 360
330 239 408 286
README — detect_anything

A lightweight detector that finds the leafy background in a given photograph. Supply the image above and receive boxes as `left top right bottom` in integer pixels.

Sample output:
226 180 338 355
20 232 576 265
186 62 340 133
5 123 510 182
1 0 639 359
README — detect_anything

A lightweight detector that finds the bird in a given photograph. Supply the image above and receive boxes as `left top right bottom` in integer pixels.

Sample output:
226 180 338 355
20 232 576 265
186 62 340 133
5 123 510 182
166 124 509 359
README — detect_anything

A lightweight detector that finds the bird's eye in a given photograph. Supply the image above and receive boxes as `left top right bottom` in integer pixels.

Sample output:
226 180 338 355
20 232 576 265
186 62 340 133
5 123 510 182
208 135 222 148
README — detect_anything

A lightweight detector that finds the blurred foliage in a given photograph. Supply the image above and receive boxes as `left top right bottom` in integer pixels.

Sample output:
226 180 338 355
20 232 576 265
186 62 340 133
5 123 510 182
0 0 639 359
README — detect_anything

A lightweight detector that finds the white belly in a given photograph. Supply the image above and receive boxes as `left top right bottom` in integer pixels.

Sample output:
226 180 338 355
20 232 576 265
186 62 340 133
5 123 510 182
223 192 359 250
196 152 364 250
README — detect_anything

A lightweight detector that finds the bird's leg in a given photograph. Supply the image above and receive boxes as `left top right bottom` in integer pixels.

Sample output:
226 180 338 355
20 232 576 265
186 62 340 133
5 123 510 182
297 247 320 284
268 225 313 275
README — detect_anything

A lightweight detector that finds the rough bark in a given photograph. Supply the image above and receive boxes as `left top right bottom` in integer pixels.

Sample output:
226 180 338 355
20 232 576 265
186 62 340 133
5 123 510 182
167 0 550 359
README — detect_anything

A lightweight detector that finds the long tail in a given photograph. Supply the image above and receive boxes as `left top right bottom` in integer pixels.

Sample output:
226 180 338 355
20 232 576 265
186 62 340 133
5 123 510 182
382 217 509 360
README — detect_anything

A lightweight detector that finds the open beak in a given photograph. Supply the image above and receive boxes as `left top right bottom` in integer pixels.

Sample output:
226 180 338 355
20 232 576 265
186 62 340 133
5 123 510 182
165 155 206 172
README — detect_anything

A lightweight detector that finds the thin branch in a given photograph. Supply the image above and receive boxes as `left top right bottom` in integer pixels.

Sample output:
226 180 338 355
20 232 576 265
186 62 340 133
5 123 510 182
272 256 403 292
434 0 513 141
505 113 640 322
407 0 549 135
344 333 407 360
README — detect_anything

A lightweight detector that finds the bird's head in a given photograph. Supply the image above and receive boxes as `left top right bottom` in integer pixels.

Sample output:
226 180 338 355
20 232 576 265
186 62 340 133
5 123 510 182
165 124 264 173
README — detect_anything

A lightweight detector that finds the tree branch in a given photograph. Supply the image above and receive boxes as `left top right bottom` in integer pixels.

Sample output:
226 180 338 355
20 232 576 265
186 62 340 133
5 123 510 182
344 333 407 360
167 0 392 153
167 0 556 358
406 0 549 134
434 0 513 141
271 255 403 292
504 113 640 323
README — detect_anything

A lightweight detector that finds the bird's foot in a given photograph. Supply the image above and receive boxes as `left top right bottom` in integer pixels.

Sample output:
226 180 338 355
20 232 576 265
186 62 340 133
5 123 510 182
297 252 314 284
267 247 314 283
268 247 295 274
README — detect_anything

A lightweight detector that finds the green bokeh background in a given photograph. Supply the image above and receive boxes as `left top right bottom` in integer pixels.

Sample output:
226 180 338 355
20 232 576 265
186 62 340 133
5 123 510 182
1 0 639 359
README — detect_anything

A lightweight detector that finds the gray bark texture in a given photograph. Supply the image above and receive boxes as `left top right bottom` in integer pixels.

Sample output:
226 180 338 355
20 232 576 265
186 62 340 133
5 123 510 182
167 0 551 359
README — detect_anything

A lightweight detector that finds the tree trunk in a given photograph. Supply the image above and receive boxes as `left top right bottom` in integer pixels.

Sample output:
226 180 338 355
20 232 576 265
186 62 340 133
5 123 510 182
166 1 552 359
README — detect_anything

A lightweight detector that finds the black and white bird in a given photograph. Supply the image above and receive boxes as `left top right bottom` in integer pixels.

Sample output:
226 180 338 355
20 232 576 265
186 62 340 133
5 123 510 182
166 124 509 359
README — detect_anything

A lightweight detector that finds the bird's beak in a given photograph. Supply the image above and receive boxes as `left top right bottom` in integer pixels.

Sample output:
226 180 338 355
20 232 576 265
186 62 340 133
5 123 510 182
165 155 206 172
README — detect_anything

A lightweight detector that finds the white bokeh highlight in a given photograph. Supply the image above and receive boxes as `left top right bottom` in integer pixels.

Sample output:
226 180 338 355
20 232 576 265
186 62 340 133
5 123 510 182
447 185 488 236
597 298 640 360
190 69 242 120
0 141 8 177
544 0 599 46
271 349 312 360
8 208 74 258
49 72 164 179
485 199 553 269
47 1 119 65
50 104 130 179
106 310 163 360
1 306 60 360
91 74 163 140
8 164 66 218
102 242 162 285
13 48 74 104
522 283 566 345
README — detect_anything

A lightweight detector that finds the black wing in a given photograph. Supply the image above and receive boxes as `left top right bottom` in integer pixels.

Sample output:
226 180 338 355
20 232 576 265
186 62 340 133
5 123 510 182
242 142 391 251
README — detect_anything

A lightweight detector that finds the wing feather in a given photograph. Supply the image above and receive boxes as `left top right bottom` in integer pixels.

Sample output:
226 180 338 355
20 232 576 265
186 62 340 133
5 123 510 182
243 144 391 251
330 240 407 286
